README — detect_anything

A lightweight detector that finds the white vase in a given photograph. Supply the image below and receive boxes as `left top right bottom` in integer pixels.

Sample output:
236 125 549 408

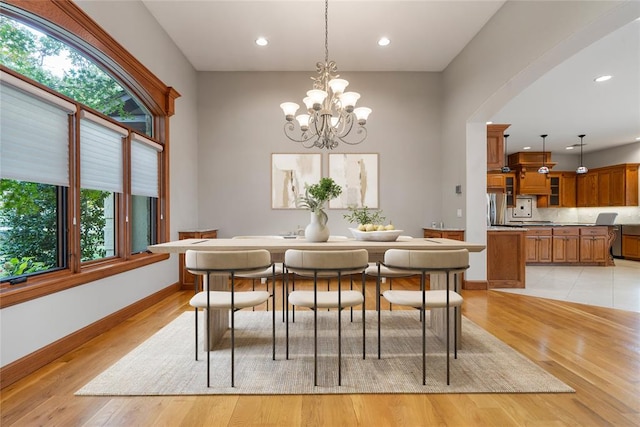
305 211 330 242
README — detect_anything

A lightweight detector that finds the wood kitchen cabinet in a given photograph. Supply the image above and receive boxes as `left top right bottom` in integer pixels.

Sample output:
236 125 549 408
487 229 526 288
487 124 510 171
178 228 218 289
576 173 598 207
423 229 465 241
487 172 516 207
525 228 552 263
622 235 640 260
538 172 576 207
552 227 579 263
576 164 638 207
579 227 608 263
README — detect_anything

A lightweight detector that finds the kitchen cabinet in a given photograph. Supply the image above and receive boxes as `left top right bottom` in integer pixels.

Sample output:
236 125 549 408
487 229 526 288
576 173 598 207
518 172 551 196
178 228 218 289
552 227 579 263
538 172 576 207
579 227 608 263
525 228 552 263
487 124 510 171
487 172 516 207
423 229 464 241
576 164 638 207
622 235 640 260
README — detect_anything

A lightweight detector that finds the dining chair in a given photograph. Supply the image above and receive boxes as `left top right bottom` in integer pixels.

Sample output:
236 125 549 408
375 249 468 385
365 235 417 311
186 249 276 387
231 236 285 313
284 249 368 386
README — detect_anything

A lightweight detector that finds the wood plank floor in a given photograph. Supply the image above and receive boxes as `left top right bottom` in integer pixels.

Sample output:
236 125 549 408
1 277 639 426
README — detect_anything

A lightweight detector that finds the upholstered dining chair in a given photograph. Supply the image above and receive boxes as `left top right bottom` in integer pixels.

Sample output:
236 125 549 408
365 235 417 311
186 249 276 387
284 249 369 386
231 236 285 313
375 249 469 385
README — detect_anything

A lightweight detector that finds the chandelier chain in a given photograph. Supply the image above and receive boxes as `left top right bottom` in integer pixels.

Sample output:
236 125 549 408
324 0 329 64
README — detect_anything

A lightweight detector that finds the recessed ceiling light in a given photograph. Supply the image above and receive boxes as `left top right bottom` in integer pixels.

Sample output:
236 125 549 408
636 136 640 141
523 146 531 150
378 37 390 47
486 121 493 125
594 75 612 82
565 146 574 150
255 37 268 47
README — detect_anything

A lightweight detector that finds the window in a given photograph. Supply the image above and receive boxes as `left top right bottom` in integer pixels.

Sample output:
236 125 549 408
0 2 178 305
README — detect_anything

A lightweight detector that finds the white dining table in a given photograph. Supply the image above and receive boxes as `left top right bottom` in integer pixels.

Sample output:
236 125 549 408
148 236 485 348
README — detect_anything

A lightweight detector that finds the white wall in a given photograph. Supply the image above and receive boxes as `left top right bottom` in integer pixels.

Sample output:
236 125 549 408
441 0 635 280
196 71 443 238
1 0 199 367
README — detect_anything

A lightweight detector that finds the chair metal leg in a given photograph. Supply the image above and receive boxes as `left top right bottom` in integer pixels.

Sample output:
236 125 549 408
194 307 198 361
337 272 342 386
231 274 235 387
377 263 382 360
361 271 366 360
313 272 318 387
206 274 211 388
446 271 451 386
421 272 426 386
285 271 290 360
272 265 276 361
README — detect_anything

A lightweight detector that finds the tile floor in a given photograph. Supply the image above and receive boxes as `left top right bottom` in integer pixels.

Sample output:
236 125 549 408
495 258 640 313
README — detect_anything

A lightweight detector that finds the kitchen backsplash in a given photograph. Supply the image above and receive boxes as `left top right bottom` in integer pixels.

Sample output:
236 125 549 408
507 196 640 224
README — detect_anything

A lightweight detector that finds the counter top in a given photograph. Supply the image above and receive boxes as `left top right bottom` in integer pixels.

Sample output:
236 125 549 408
423 226 465 232
488 226 528 232
501 222 614 228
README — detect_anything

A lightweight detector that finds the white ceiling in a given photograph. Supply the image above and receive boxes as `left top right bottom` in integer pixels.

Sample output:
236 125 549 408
141 0 640 155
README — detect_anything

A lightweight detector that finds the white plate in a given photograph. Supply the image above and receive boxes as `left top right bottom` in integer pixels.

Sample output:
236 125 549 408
349 228 403 242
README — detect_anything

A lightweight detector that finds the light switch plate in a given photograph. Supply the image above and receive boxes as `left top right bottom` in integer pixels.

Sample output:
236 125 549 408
513 197 532 218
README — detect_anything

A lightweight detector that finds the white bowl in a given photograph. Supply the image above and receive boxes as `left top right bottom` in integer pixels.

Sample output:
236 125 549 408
349 228 404 242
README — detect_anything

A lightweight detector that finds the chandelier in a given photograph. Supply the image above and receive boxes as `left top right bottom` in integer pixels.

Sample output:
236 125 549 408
279 0 372 150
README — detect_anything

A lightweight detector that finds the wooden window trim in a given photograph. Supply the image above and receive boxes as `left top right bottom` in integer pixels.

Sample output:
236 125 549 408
0 0 179 306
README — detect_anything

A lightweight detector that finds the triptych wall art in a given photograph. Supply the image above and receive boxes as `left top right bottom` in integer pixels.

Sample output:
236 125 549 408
271 153 378 209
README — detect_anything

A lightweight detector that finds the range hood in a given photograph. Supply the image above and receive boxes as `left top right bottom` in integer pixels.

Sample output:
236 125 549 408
508 152 557 195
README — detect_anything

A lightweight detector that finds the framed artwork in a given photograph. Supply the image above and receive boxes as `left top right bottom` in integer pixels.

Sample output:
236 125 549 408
328 153 379 209
271 153 321 209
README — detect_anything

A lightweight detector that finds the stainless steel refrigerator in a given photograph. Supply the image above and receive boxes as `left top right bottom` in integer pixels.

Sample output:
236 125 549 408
487 193 507 226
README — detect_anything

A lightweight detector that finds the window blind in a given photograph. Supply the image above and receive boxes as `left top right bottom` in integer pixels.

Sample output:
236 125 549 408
0 76 75 186
80 111 127 193
131 133 162 198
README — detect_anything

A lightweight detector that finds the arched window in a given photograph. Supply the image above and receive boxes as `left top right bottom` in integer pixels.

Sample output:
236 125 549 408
0 1 178 306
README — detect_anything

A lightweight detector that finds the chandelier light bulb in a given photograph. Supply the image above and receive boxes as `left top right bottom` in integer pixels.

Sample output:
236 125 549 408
280 102 299 121
328 78 348 95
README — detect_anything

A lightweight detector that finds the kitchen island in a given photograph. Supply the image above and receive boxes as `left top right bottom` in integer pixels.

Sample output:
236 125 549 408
504 224 616 266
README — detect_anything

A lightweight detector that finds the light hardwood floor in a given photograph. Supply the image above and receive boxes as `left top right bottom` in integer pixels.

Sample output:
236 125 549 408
1 277 639 426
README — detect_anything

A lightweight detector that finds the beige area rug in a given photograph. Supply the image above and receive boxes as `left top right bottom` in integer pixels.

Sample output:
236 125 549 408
76 311 574 395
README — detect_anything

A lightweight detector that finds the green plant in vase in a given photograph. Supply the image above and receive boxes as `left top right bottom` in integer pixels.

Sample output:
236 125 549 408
297 177 342 242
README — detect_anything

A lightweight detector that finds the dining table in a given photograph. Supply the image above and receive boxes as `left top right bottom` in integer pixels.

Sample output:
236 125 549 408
148 236 486 348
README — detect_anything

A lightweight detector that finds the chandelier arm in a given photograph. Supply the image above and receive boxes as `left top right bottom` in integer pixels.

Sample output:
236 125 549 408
337 127 368 146
283 123 320 148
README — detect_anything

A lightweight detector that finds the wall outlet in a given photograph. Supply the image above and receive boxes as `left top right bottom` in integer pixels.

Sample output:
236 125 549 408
457 209 463 217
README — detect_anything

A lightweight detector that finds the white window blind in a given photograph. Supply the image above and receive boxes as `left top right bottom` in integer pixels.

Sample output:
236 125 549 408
80 111 127 193
0 75 76 186
131 133 162 198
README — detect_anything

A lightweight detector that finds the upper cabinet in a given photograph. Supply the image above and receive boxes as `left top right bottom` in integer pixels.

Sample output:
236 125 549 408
487 124 510 171
508 152 557 195
538 172 577 208
577 164 639 207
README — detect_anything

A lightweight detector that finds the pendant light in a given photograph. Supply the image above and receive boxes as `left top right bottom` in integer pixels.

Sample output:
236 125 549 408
501 134 511 173
576 134 588 174
538 134 549 174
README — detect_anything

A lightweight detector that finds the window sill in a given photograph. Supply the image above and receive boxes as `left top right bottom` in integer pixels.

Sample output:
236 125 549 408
0 253 170 308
